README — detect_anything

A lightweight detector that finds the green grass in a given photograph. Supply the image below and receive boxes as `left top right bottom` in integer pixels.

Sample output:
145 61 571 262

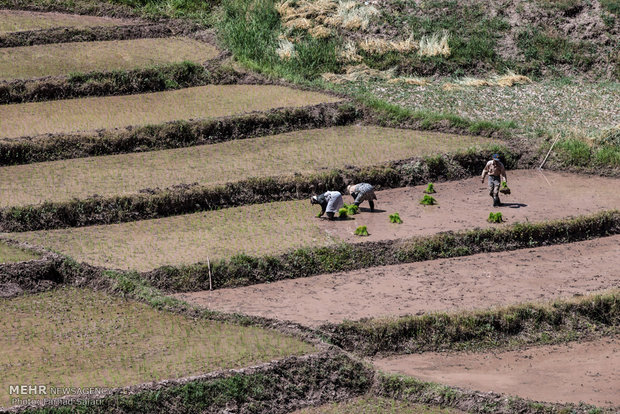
0 126 492 208
516 27 596 75
0 287 314 407
554 137 620 168
0 37 218 81
294 395 462 413
216 0 341 82
0 241 39 263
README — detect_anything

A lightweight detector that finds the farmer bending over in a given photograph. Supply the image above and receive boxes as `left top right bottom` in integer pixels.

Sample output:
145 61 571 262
311 191 344 220
347 183 377 211
481 154 507 207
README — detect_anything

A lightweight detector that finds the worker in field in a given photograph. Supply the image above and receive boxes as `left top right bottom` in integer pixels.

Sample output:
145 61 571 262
481 154 508 207
311 191 344 220
346 183 377 211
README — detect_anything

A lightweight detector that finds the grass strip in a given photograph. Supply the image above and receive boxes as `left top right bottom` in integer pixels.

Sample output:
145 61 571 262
0 61 240 105
13 351 372 414
375 372 614 414
322 290 619 356
0 22 174 48
295 396 461 414
0 101 354 166
143 210 620 292
0 146 511 231
356 93 517 138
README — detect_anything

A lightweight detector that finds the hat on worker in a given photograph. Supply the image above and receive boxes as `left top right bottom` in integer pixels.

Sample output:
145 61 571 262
346 184 355 195
492 154 500 160
310 196 318 204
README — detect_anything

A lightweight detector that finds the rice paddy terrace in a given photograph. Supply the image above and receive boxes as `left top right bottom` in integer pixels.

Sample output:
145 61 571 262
1 5 618 414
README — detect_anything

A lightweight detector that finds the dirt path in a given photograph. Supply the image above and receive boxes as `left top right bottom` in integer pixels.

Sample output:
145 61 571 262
373 337 620 407
316 170 620 243
174 235 620 327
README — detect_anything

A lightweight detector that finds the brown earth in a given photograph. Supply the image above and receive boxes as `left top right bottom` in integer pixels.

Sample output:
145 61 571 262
0 9 135 33
174 235 620 327
12 170 620 271
373 337 620 407
316 170 620 244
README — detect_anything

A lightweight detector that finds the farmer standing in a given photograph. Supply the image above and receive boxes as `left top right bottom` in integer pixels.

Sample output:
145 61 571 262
311 191 344 220
481 154 507 207
347 183 377 211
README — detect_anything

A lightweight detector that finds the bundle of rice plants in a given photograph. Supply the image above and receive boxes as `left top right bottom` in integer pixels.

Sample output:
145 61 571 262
488 212 503 223
424 182 436 194
354 225 369 236
339 207 348 218
389 213 403 224
420 195 437 205
344 203 359 215
499 181 511 194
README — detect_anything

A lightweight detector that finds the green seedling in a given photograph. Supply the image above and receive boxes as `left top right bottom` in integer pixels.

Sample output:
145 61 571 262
488 212 503 223
420 195 437 205
344 203 359 215
339 208 348 219
500 181 511 195
389 213 403 224
424 182 436 194
354 225 369 236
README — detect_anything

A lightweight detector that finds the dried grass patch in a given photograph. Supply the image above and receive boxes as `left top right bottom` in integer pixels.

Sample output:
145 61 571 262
0 287 314 406
0 126 492 208
0 37 218 81
322 64 395 83
418 31 450 57
0 9 130 33
0 85 340 139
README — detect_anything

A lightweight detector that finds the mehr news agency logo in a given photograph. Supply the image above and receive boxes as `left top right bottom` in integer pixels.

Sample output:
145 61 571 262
8 385 110 406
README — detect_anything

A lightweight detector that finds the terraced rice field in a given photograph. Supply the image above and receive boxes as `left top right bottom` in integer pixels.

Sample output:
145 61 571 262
9 171 620 271
373 337 620 407
0 126 492 207
0 37 218 81
0 287 314 407
0 9 132 33
0 241 39 263
9 201 334 271
294 396 464 413
0 85 341 138
176 236 620 326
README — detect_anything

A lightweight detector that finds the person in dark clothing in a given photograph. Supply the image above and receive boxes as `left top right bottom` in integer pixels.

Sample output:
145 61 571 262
311 191 344 220
346 183 377 211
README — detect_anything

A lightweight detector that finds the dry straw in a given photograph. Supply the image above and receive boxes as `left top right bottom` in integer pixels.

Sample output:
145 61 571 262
276 39 297 60
418 31 450 57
